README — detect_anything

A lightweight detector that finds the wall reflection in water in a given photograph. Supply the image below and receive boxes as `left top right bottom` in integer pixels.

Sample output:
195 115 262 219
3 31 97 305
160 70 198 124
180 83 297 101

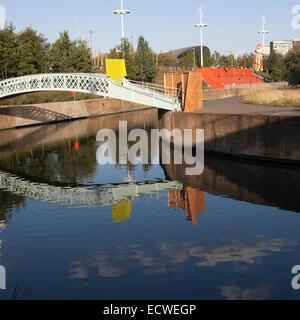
168 188 206 225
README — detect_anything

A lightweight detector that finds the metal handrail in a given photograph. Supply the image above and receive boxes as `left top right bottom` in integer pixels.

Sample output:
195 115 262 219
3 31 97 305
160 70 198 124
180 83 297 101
128 79 179 97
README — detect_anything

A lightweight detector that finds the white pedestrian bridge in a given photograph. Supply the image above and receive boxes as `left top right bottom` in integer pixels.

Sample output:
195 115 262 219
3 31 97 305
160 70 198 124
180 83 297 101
0 73 181 111
0 170 183 208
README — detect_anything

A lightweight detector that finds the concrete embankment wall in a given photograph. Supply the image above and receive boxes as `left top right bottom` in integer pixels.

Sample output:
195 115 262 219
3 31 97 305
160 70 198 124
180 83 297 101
160 111 300 164
0 108 158 158
202 88 254 100
0 98 153 130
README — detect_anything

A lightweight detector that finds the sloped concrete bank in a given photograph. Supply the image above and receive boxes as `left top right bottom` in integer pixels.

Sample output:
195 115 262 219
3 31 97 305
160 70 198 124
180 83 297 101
0 98 153 130
159 111 300 164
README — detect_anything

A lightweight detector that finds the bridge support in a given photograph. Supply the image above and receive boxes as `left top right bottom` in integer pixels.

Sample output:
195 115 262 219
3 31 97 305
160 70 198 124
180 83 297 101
164 71 203 112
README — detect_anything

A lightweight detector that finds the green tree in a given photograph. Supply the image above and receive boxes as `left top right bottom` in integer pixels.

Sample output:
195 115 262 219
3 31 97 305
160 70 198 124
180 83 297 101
199 50 213 67
157 52 177 67
50 31 92 73
50 31 75 72
266 52 288 82
16 27 50 76
107 38 137 80
178 51 195 68
236 54 255 69
218 54 231 68
285 48 300 85
211 51 221 67
0 24 18 79
71 40 93 73
135 36 156 82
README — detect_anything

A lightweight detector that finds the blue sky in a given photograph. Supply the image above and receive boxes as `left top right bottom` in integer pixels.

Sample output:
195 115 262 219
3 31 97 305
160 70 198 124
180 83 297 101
1 0 299 55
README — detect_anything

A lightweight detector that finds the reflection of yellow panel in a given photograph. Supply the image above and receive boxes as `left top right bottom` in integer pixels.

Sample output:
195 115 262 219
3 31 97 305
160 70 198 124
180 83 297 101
106 59 127 84
112 200 132 224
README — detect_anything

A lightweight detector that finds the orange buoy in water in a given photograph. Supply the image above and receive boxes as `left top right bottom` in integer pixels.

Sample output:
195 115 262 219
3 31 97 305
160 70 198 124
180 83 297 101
74 141 80 151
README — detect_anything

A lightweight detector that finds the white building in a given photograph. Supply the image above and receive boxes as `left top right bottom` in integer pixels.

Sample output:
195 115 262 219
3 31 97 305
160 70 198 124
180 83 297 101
270 39 300 56
262 46 270 56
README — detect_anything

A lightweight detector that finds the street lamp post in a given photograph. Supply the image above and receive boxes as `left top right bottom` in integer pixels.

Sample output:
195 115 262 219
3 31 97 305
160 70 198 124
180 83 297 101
195 6 208 68
258 16 269 55
114 0 131 39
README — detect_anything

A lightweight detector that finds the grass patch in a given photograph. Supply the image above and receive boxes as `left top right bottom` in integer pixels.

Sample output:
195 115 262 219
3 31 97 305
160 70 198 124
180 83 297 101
242 87 300 108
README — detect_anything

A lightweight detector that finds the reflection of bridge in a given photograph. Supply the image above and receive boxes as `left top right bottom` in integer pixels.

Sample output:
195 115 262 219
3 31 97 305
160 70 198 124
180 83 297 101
0 170 183 208
0 73 181 111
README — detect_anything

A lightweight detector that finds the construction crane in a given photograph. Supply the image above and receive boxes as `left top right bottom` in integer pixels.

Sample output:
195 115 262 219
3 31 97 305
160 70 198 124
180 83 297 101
73 17 85 42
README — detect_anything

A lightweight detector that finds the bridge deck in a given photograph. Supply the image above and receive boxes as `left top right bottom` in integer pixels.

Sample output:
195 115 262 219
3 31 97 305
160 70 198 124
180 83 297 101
0 73 181 111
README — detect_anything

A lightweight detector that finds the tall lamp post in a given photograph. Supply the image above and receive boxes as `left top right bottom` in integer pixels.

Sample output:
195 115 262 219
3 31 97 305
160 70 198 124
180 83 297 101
195 6 208 68
258 16 269 55
114 0 131 39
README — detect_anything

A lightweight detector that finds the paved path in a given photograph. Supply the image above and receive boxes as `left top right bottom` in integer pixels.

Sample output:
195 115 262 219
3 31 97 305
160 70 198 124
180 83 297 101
200 96 300 117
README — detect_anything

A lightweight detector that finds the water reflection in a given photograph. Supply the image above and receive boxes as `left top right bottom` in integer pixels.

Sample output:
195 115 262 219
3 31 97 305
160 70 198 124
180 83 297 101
168 188 206 225
68 236 297 278
219 285 272 300
163 151 300 215
0 168 182 209
0 108 298 215
0 110 299 299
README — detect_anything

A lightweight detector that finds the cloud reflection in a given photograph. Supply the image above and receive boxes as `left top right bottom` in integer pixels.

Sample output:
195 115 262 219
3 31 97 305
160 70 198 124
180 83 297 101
69 237 297 280
219 285 272 300
69 254 126 279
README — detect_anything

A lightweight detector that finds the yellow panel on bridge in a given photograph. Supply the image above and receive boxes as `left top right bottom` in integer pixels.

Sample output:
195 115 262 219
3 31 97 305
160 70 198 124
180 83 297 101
106 59 127 85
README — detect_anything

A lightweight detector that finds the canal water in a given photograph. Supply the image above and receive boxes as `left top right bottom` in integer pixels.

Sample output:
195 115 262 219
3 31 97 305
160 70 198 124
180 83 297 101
0 109 300 300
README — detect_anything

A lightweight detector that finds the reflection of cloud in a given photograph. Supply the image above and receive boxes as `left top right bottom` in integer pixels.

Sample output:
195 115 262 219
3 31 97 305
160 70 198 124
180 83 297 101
69 264 88 279
69 237 297 280
159 238 296 268
219 285 272 300
69 254 125 279
186 238 294 267
159 243 190 264
130 250 167 275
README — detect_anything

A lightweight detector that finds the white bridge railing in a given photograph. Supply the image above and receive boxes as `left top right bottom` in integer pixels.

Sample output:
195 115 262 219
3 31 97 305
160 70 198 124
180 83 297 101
0 73 181 111
0 169 183 208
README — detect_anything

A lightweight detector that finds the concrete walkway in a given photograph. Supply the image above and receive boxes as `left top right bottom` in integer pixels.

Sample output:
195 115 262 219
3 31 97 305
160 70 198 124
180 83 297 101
200 96 300 117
